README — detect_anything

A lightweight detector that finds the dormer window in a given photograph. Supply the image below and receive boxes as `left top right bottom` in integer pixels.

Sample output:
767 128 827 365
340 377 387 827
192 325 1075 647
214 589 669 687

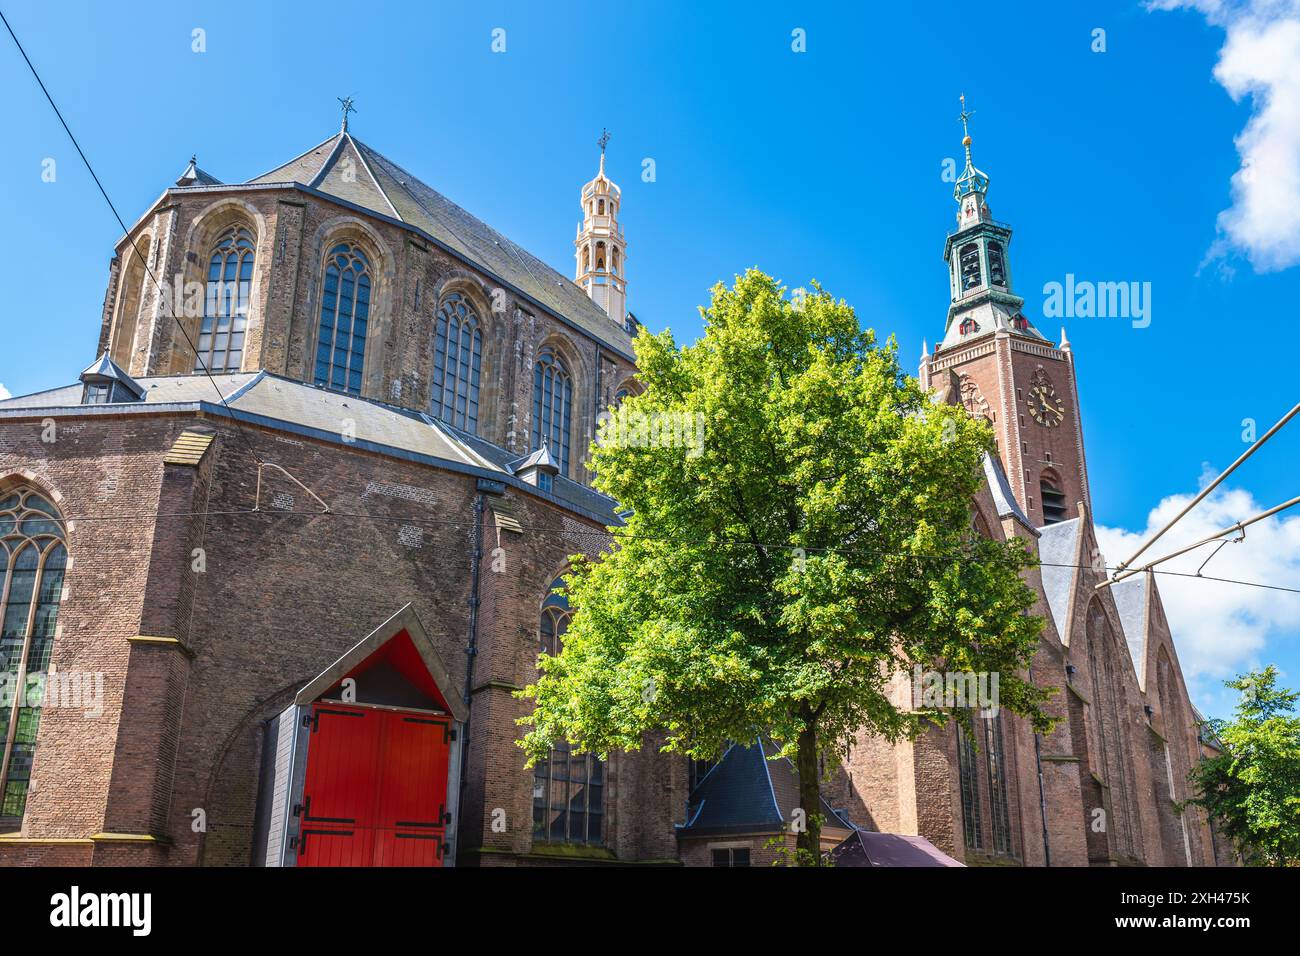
79 354 145 405
1012 314 1029 331
959 317 980 336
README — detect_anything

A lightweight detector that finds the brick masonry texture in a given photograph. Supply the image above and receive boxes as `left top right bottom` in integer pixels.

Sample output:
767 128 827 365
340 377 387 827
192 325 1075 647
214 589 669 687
0 161 1229 869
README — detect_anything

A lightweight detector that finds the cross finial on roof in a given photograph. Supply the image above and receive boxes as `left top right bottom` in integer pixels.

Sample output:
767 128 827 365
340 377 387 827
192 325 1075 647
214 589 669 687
337 96 357 132
598 128 611 155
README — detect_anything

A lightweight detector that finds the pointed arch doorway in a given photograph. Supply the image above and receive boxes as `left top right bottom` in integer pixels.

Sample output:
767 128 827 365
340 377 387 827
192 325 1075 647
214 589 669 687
253 605 467 867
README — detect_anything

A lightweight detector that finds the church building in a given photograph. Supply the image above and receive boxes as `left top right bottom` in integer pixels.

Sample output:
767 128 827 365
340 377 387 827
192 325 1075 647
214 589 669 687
0 106 1229 867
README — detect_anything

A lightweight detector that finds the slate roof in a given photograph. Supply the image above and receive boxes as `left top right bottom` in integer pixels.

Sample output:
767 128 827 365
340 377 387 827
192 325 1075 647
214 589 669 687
236 131 635 358
828 829 964 867
1111 574 1151 686
982 452 1034 529
680 739 853 839
1038 517 1082 639
0 370 622 525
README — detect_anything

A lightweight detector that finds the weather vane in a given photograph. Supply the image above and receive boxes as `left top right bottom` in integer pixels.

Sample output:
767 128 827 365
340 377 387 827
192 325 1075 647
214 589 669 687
598 128 611 155
958 93 975 142
338 96 357 132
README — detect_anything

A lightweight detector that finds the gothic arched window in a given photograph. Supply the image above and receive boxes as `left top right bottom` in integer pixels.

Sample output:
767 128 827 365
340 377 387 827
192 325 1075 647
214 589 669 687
1086 600 1138 859
0 488 67 827
314 242 372 396
532 577 604 845
987 241 1007 288
532 348 573 476
959 243 982 293
195 226 256 374
984 715 1013 855
430 293 482 433
957 725 983 851
113 237 150 367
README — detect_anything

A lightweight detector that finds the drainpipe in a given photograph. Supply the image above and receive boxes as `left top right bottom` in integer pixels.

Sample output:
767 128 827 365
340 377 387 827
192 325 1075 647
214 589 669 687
1029 663 1052 867
458 478 504 861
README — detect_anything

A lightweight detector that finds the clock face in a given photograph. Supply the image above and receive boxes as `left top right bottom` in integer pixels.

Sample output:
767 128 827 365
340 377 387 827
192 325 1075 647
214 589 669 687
1028 379 1065 427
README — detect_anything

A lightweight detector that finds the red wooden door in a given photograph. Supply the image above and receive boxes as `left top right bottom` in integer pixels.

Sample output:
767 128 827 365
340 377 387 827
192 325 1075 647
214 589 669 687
298 826 375 867
374 713 450 868
297 703 451 867
300 704 382 829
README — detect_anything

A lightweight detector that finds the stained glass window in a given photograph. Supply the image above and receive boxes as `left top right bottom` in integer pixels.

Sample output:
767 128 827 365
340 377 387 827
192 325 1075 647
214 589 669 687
0 488 67 827
985 715 1013 855
532 577 603 845
531 349 573 477
957 724 983 851
194 226 255 374
430 293 482 433
314 242 372 396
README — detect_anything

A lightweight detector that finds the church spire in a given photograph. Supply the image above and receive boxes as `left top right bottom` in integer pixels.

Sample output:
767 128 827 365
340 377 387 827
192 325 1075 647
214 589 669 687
954 93 990 205
938 97 1042 350
575 129 628 325
954 94 992 229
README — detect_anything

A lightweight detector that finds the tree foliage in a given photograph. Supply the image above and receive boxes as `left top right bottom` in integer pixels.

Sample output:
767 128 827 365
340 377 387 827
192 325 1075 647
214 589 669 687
519 270 1050 862
1185 666 1300 866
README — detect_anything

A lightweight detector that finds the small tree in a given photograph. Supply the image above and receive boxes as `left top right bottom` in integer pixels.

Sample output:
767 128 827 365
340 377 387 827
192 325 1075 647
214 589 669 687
1185 667 1300 866
520 270 1051 864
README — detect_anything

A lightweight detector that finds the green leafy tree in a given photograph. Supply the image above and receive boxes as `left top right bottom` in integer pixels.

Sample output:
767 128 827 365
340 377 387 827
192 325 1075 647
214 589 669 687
1185 667 1300 866
520 270 1051 864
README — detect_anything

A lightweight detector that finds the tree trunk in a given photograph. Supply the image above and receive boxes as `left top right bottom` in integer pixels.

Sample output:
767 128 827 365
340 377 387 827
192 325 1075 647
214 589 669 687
795 718 822 866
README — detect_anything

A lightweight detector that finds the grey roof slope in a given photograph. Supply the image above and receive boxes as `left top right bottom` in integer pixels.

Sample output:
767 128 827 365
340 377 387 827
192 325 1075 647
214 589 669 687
680 739 853 838
828 829 964 867
0 371 622 525
0 373 260 409
982 452 1034 529
1111 574 1150 685
244 131 635 358
1038 517 1082 639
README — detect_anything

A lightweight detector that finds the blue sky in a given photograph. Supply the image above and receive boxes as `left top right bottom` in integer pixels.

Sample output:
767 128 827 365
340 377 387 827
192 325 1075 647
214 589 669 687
1 0 1297 717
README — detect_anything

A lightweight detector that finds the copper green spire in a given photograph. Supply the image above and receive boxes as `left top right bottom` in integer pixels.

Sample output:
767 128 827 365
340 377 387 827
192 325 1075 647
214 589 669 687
954 93 989 201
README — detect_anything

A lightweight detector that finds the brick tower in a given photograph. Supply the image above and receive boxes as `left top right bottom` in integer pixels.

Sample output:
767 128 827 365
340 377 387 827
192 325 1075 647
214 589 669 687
919 98 1090 527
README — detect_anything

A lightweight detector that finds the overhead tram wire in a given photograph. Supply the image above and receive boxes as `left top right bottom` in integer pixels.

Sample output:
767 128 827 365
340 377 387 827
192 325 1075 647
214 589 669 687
1108 399 1300 583
5 12 1292 601
0 8 267 468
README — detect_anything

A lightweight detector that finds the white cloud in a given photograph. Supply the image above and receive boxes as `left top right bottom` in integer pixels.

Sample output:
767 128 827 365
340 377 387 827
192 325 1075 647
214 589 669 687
1152 0 1300 270
1096 473 1300 714
0 383 9 400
